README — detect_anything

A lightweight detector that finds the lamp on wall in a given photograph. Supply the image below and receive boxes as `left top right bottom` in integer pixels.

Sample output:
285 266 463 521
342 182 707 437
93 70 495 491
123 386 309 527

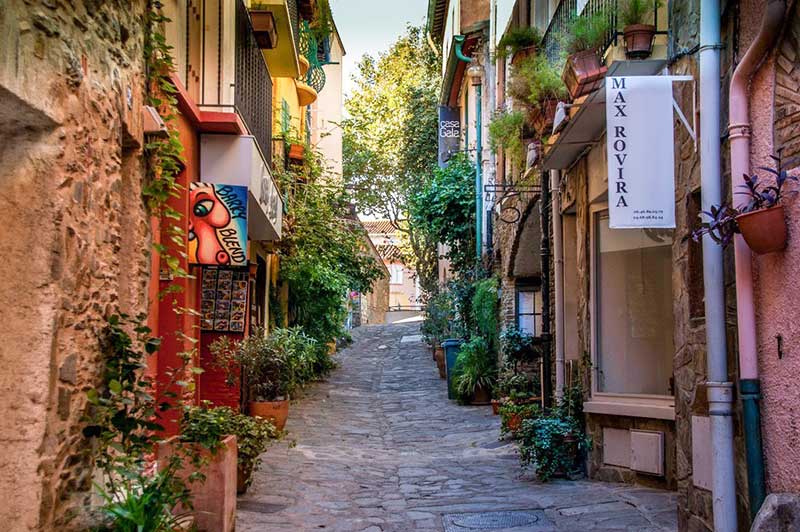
466 61 484 86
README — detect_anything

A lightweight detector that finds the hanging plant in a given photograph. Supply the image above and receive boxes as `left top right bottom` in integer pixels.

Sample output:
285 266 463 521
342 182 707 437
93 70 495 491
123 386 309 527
489 110 526 171
561 11 611 99
496 26 542 61
692 154 797 254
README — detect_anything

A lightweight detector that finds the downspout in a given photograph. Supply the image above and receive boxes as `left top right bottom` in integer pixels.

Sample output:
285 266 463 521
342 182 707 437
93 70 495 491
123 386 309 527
728 0 785 518
454 35 483 262
540 171 552 408
699 0 737 529
551 170 565 401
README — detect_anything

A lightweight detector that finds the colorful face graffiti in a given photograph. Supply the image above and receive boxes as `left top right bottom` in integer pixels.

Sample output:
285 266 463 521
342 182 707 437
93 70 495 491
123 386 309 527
188 183 248 266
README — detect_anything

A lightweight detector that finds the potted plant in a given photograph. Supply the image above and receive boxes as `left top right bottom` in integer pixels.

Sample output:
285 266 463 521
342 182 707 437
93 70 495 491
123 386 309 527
693 155 797 254
248 3 278 49
509 55 568 136
620 0 663 58
561 11 611 100
496 26 542 64
210 328 293 431
517 415 590 481
489 110 526 172
158 405 240 532
499 401 542 438
223 410 283 494
452 336 497 405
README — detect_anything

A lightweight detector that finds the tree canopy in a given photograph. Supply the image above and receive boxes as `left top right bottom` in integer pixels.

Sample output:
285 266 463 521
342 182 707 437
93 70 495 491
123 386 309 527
343 25 441 296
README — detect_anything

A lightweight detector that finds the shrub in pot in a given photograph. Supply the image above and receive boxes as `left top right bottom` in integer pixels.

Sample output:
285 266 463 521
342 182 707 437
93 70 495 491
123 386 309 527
452 336 497 405
561 11 611 99
517 415 590 481
693 155 797 254
210 328 293 431
506 55 567 138
620 0 663 58
489 110 526 172
499 401 542 438
496 26 542 64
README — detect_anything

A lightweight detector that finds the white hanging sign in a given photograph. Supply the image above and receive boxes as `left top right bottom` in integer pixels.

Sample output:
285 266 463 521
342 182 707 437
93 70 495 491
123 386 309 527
606 76 676 229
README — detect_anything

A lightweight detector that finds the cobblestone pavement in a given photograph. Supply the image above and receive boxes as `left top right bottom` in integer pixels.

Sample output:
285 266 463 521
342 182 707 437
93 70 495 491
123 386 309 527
238 323 678 532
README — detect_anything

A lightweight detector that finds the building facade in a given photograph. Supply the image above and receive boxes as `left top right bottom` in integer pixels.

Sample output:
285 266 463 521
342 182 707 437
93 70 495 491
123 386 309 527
430 0 800 529
364 220 422 310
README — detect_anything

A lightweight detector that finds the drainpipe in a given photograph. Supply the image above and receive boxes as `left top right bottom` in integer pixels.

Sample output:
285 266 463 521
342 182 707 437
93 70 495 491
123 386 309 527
540 171 552 408
728 0 785 518
455 35 484 262
550 170 565 401
699 0 737 529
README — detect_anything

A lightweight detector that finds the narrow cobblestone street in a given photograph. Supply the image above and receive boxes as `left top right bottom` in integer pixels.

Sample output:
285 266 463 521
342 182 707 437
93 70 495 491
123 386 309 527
238 323 678 532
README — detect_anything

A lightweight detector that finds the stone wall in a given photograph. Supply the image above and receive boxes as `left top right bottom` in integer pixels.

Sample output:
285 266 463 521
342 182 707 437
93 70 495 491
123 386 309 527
0 1 150 529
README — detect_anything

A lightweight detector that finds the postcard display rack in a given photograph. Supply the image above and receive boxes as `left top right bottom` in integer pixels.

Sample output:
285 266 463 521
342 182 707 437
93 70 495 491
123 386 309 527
200 267 249 333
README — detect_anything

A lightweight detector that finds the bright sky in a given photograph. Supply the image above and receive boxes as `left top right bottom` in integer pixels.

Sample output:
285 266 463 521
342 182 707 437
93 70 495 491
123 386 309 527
330 0 429 97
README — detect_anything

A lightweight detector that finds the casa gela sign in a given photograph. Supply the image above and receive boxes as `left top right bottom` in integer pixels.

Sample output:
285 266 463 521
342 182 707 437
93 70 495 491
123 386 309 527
606 76 676 229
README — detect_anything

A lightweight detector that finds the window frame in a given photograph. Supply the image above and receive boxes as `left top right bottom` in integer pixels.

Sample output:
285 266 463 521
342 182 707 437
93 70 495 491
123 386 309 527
389 264 404 285
587 203 675 417
515 281 543 337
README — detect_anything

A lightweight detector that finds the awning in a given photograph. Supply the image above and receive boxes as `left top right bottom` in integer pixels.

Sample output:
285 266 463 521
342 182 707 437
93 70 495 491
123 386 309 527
200 134 284 241
542 60 667 171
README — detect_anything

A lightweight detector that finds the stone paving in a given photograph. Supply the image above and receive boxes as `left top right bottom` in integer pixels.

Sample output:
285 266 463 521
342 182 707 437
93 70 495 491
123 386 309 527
238 323 678 532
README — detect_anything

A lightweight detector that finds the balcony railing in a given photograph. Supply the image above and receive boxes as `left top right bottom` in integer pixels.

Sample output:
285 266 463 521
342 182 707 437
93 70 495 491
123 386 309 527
541 0 661 63
298 21 326 93
235 0 273 164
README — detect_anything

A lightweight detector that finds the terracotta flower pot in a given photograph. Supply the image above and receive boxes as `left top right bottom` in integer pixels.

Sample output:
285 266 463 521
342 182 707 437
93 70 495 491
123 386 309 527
249 399 289 431
288 143 305 162
158 436 238 532
511 45 538 66
237 462 252 495
250 11 278 49
491 399 501 415
736 205 788 254
562 50 608 100
471 386 491 405
507 413 522 434
623 24 656 58
435 348 446 379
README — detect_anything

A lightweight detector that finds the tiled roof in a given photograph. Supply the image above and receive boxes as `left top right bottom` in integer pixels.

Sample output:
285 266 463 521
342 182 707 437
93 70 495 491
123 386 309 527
362 220 396 235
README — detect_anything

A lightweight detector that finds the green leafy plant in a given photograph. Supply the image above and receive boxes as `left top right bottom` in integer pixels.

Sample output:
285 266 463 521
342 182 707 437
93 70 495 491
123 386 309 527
453 336 497 402
421 290 454 345
496 26 542 60
471 277 500 351
83 314 198 531
563 10 612 54
517 416 590 481
500 325 539 365
514 54 568 105
181 404 283 490
210 328 291 402
620 0 662 27
489 110 526 171
409 153 477 278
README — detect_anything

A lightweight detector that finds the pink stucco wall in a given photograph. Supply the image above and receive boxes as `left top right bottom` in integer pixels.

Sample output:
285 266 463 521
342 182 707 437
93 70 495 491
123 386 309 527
745 0 800 493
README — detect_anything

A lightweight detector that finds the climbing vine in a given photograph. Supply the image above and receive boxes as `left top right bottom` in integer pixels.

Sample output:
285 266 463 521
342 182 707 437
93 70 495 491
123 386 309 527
144 1 189 285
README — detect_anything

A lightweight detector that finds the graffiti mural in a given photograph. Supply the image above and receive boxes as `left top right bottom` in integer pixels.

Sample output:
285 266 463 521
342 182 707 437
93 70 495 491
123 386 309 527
188 183 248 267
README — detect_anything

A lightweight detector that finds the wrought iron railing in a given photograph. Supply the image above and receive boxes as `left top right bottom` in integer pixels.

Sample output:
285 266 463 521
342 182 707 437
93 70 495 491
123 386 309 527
287 0 300 56
235 0 273 164
541 0 662 63
298 21 326 93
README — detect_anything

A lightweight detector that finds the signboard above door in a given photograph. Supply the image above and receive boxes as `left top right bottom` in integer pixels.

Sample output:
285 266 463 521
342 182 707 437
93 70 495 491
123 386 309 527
606 76 676 229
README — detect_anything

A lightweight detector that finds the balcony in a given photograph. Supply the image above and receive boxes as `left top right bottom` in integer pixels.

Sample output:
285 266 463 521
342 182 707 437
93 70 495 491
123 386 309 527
246 0 302 77
541 0 668 66
236 0 274 166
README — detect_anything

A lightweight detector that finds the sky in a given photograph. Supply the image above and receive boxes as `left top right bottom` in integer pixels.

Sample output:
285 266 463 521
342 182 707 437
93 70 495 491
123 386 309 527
330 0 429 97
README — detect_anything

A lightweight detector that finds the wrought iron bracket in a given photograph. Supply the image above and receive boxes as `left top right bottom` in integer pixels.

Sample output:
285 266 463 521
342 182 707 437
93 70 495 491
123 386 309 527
484 183 542 224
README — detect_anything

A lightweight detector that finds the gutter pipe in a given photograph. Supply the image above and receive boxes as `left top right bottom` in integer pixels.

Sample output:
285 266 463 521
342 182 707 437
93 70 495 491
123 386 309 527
454 35 483 262
728 0 785 518
550 170 565 401
699 0 737 529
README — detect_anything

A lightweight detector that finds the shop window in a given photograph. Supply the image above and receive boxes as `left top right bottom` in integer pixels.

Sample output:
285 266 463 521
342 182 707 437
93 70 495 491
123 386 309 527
389 264 403 285
595 211 674 396
516 285 543 336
